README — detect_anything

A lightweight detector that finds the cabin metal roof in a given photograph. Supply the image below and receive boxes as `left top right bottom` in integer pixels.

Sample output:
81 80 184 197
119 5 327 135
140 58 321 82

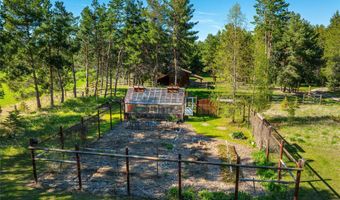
125 87 185 105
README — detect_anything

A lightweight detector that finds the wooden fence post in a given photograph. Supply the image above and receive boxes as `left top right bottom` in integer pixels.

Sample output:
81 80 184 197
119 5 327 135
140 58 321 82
29 139 38 184
319 95 322 105
97 110 101 139
109 104 113 130
234 155 240 200
302 94 305 104
294 159 303 200
278 140 284 180
266 126 272 162
75 145 82 190
125 147 130 196
178 154 182 200
59 126 64 149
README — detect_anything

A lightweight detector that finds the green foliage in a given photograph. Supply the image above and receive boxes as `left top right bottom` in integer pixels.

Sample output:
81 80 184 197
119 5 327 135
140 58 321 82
167 0 198 70
323 11 340 90
252 30 271 112
231 131 247 140
280 96 299 119
0 110 25 138
18 102 30 113
166 187 196 200
277 13 323 89
252 150 288 194
161 142 174 150
166 187 256 200
0 84 4 99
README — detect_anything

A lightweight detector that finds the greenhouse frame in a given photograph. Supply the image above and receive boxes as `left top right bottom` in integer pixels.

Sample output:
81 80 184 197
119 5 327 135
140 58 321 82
124 86 186 120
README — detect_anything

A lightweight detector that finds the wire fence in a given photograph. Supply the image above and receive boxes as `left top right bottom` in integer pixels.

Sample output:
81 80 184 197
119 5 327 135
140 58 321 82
28 144 303 200
38 99 123 150
250 111 340 200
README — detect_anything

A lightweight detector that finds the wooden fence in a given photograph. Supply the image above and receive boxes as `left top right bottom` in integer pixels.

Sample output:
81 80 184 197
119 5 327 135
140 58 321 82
197 99 218 116
250 111 340 199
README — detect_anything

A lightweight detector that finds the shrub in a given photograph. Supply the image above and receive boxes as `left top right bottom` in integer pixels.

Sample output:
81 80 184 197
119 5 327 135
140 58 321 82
231 131 247 140
0 110 25 138
166 187 196 200
198 190 231 200
18 102 30 113
161 142 174 150
280 96 299 120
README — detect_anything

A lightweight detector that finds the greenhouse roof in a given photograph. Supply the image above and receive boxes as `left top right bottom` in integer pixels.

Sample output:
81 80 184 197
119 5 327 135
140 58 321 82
125 87 185 105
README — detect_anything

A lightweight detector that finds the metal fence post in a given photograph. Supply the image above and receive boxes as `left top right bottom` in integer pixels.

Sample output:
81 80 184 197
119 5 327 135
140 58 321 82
156 146 159 177
125 147 130 196
294 159 303 200
97 110 101 139
75 145 82 190
178 154 182 200
278 140 284 180
29 139 38 184
59 126 64 149
234 155 240 200
120 100 123 123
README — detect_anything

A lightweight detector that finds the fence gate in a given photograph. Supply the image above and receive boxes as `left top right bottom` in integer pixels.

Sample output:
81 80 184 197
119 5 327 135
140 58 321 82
185 97 197 116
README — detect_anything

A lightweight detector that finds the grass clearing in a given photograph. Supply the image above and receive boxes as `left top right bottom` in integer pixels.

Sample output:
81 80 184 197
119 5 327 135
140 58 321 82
263 103 340 197
186 116 253 147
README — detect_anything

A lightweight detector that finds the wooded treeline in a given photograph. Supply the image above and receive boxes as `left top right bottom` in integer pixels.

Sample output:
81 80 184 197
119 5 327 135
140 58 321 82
0 0 339 111
199 0 340 98
0 0 197 108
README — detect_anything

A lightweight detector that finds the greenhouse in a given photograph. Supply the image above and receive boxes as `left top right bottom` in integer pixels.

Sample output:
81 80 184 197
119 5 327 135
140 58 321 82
124 86 186 120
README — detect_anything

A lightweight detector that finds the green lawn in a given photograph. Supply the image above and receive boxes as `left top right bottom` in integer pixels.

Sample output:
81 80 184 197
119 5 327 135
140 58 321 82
263 103 340 198
187 116 253 146
0 94 124 200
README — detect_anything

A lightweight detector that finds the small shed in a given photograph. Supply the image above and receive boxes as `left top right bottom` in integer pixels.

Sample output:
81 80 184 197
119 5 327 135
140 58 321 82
157 68 203 87
124 86 186 120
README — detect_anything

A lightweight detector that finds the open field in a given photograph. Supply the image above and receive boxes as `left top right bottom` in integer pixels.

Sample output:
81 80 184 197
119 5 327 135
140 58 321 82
263 102 340 198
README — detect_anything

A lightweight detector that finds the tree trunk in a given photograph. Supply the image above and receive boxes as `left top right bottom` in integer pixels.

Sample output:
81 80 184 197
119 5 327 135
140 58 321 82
114 49 123 96
71 56 77 98
94 52 100 98
32 68 41 109
104 42 111 98
85 46 89 96
100 55 104 96
49 65 54 107
232 25 237 123
173 47 178 86
30 52 41 109
57 69 64 103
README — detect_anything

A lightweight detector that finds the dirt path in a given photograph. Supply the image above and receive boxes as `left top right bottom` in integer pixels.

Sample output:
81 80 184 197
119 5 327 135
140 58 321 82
37 123 263 199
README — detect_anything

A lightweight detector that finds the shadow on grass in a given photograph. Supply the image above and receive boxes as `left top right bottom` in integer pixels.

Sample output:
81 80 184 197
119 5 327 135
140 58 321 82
268 115 338 125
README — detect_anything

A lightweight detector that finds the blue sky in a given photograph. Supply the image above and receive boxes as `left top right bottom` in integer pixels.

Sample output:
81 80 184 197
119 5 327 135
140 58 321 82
55 0 340 41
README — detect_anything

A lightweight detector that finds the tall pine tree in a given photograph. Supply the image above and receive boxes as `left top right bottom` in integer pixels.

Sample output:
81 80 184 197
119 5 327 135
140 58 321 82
323 11 340 90
167 0 198 85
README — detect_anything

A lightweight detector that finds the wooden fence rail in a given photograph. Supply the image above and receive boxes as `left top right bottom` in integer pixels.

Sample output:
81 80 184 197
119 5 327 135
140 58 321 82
250 110 340 199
